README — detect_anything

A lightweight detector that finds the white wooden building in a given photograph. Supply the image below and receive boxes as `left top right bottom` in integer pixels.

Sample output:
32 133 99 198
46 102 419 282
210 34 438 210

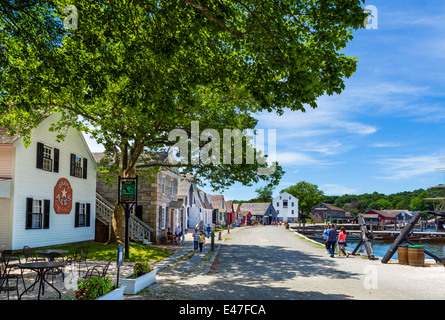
273 192 299 223
0 113 97 250
177 175 213 231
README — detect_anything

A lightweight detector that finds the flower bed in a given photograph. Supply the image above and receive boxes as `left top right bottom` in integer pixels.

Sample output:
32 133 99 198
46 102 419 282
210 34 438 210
121 262 157 295
74 276 125 300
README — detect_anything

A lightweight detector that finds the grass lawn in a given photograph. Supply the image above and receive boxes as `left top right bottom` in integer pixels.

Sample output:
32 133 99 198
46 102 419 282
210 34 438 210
34 241 173 263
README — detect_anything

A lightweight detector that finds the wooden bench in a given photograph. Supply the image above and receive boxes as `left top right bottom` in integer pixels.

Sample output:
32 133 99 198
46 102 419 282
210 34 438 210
165 230 174 244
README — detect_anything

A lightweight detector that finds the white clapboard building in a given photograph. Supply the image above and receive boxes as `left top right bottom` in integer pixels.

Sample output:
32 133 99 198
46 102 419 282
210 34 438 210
273 192 299 223
0 113 97 250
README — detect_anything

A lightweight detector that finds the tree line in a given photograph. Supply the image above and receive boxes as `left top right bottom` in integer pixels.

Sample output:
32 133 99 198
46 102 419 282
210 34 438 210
240 182 445 215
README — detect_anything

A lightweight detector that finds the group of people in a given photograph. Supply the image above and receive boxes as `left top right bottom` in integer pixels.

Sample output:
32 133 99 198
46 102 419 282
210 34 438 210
167 225 183 245
323 224 349 258
192 227 208 252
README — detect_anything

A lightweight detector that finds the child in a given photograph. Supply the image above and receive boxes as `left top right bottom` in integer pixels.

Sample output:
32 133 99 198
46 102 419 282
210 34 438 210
192 228 199 250
206 224 211 238
198 230 206 252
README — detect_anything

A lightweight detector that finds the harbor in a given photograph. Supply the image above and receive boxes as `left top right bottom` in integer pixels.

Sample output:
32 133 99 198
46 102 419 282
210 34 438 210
291 221 445 262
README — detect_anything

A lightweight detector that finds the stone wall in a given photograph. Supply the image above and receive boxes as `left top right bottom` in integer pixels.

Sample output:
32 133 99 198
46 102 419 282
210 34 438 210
96 171 179 244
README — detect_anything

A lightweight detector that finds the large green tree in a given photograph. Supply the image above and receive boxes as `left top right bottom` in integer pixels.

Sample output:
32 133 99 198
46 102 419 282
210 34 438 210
0 0 367 242
282 181 324 215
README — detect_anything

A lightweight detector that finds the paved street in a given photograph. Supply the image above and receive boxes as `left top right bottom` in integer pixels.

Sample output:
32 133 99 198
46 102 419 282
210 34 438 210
131 225 445 300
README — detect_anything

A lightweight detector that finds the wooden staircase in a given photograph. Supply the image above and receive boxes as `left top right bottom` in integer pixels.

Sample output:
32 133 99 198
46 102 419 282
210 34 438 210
96 192 154 245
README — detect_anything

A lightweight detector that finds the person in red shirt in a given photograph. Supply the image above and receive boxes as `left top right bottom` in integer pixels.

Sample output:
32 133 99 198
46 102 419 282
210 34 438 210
337 226 349 257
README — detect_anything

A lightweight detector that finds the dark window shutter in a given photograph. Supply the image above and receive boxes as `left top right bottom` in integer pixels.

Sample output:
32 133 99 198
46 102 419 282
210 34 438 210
86 203 91 227
26 198 33 229
83 158 88 179
43 200 50 229
70 154 76 176
74 202 80 227
53 148 60 173
36 143 44 169
159 206 163 229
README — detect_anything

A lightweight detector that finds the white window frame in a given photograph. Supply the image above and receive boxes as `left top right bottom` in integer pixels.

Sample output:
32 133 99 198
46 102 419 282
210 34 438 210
161 207 166 229
78 203 87 227
169 179 173 197
42 145 53 172
161 176 166 194
32 199 43 229
74 156 83 178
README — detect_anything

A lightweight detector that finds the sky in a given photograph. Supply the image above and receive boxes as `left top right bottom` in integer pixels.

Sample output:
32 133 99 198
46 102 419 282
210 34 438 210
85 0 445 201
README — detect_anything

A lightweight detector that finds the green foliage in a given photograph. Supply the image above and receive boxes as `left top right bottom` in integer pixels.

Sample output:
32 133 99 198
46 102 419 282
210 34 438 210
128 262 154 279
0 0 366 240
281 181 324 214
323 188 440 212
253 185 275 202
75 276 114 300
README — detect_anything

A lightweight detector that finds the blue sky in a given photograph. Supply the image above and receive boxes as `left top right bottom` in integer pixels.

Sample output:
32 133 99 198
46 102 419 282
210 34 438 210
85 0 445 201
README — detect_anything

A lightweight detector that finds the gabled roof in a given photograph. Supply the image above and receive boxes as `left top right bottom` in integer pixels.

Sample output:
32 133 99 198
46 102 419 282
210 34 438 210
1 114 98 169
0 127 19 144
197 189 213 209
365 209 411 218
177 174 195 198
225 201 233 212
240 202 273 216
210 195 224 209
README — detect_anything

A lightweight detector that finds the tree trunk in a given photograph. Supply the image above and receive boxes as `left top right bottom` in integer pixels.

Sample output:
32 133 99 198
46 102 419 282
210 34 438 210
110 202 125 244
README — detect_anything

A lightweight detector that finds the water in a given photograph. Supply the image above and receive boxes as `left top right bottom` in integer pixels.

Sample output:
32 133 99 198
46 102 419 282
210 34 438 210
314 229 445 260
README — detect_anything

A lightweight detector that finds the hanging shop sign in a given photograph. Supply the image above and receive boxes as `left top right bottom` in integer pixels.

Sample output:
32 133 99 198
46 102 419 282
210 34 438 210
54 177 73 214
118 176 138 204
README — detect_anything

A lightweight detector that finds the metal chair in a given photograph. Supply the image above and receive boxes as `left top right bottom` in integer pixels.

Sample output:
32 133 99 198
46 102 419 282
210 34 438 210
65 246 89 277
84 261 111 279
45 253 65 284
2 254 27 288
0 264 19 300
23 246 46 262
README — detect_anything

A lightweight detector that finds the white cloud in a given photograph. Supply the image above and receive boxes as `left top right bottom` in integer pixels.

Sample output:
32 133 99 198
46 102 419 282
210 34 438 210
320 184 358 196
374 155 445 180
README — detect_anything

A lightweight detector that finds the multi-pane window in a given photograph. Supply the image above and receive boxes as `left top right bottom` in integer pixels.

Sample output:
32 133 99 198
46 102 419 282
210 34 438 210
32 200 43 229
78 203 86 226
75 156 83 178
75 202 90 227
169 179 173 196
161 176 166 194
42 146 52 171
161 207 166 229
283 200 288 208
26 198 50 230
36 142 59 172
70 154 88 179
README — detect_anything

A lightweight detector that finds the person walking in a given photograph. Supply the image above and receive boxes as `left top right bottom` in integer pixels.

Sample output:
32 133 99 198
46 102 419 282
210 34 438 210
337 226 349 257
206 224 211 238
325 224 338 258
175 225 181 245
198 230 206 252
322 224 330 254
192 228 199 250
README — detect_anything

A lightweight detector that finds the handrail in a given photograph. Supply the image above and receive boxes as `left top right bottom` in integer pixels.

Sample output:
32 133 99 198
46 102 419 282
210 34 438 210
96 192 153 243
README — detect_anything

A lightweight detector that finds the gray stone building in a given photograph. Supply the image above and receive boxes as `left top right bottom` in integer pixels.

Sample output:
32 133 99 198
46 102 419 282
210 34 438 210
94 152 182 244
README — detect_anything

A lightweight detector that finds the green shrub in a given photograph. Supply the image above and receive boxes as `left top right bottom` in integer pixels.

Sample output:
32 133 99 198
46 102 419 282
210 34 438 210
75 276 115 300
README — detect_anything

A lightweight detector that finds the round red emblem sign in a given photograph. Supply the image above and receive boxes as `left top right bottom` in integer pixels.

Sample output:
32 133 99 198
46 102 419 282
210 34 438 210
54 178 73 214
